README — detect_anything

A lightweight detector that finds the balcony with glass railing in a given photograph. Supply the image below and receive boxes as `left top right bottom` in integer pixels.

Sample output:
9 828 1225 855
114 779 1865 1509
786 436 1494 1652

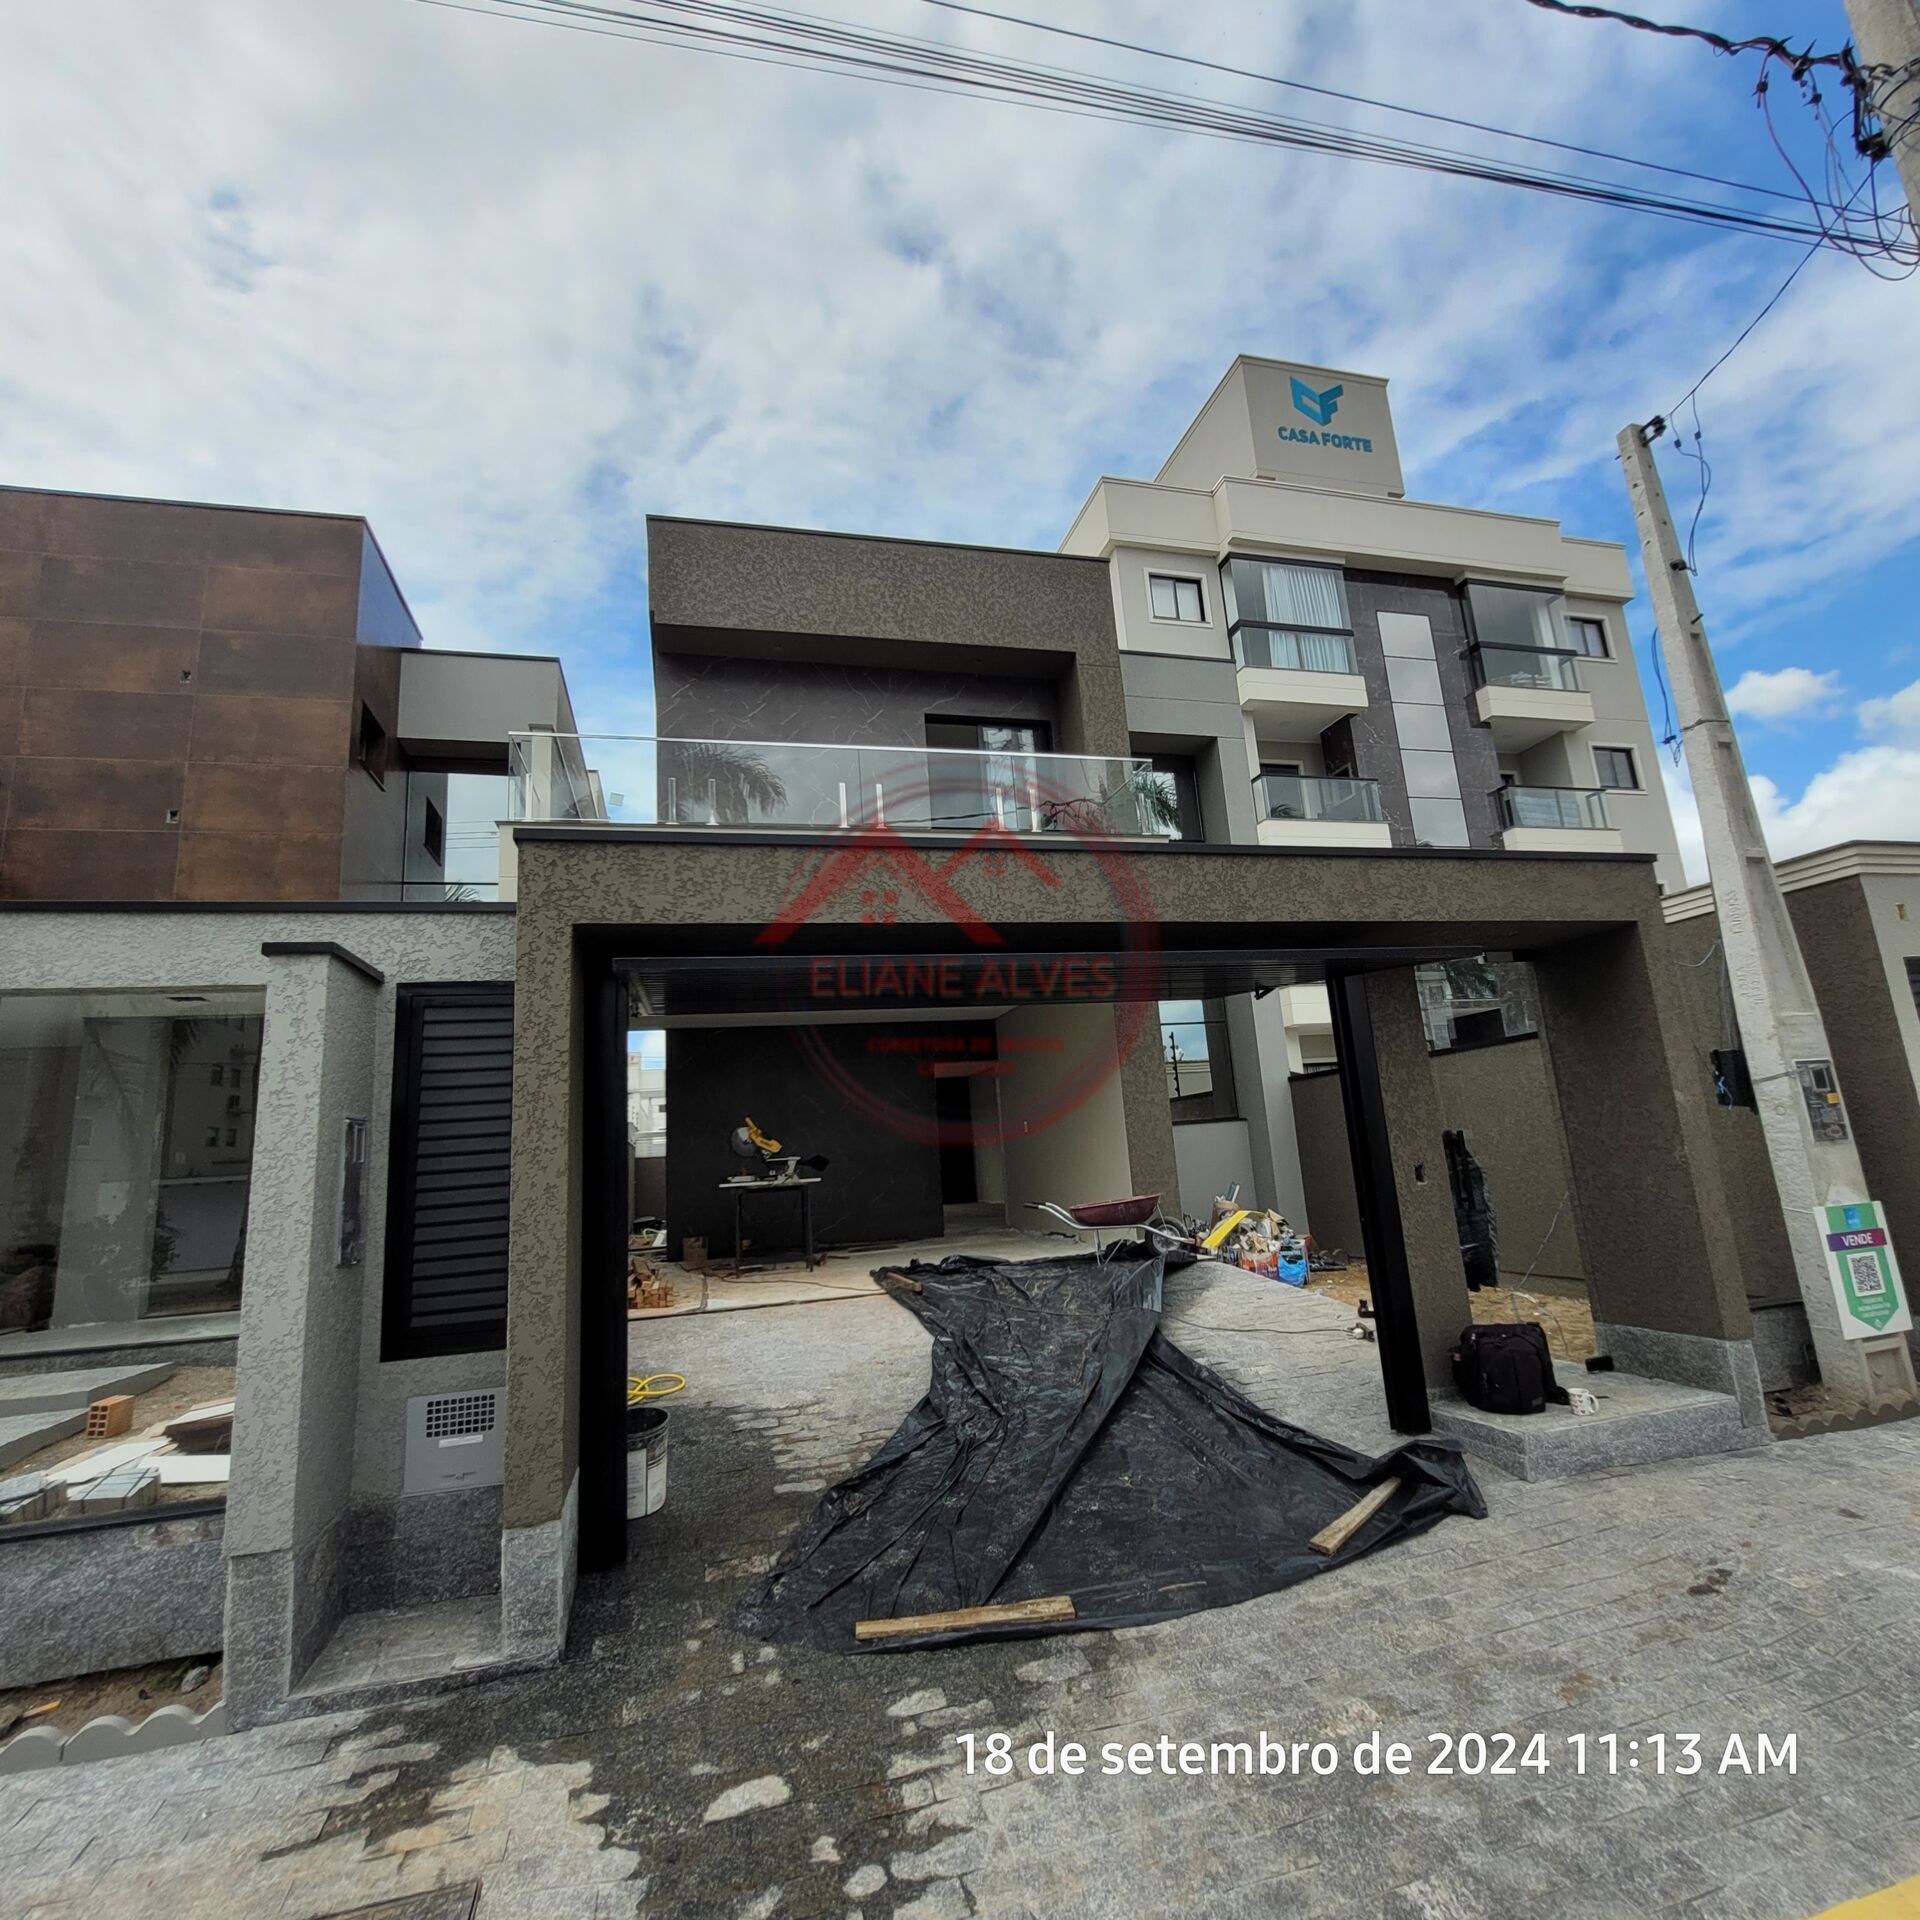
1493 783 1622 852
1252 772 1391 848
504 731 1177 842
1469 643 1594 746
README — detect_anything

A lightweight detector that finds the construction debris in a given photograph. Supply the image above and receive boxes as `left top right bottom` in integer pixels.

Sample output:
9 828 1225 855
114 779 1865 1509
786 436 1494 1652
83 1395 134 1439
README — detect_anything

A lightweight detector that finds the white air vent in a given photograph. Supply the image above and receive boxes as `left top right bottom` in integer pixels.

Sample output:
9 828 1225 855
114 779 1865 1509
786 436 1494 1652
404 1387 505 1494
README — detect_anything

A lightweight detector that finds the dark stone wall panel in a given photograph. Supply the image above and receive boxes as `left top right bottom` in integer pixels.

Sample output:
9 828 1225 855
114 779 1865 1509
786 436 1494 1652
663 1023 946 1260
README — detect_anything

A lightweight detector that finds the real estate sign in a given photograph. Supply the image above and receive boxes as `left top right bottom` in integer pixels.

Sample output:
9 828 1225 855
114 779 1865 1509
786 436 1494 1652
1816 1201 1913 1340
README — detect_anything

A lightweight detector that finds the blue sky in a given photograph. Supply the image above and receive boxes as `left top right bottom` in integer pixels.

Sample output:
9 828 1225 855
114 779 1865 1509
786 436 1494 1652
2 0 1916 878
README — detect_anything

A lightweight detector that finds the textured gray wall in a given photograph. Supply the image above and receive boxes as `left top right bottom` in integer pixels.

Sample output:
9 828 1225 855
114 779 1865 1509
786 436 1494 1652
1657 915 1796 1303
0 1511 224 1691
1364 968 1474 1386
1432 1038 1587 1285
1290 1069 1364 1253
645 518 1128 760
654 653 1059 752
1786 877 1920 1243
224 949 378 1703
0 906 515 1711
1535 924 1752 1342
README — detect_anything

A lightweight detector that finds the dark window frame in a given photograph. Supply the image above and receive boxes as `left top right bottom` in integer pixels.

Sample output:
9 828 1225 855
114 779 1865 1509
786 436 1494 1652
1592 744 1641 791
422 795 446 866
1147 572 1208 624
382 981 514 1361
354 701 390 788
1568 615 1611 659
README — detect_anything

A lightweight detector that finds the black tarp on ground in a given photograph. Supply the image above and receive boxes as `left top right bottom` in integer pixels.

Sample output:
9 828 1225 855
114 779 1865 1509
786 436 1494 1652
738 1249 1485 1652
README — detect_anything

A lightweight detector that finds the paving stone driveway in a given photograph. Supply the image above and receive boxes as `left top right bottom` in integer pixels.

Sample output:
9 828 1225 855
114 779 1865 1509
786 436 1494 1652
4 1265 1918 1920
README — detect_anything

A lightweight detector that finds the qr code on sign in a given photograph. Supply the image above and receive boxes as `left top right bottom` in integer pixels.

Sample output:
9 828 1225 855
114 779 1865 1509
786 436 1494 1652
1848 1251 1886 1297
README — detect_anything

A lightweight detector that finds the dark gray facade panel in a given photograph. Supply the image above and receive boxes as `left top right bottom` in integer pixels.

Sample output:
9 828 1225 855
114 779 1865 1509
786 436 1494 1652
645 517 1130 759
654 651 1059 749
1339 570 1502 850
663 1024 946 1260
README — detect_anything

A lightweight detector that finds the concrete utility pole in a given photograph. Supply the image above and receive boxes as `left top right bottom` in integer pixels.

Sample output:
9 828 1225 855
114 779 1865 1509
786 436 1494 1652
1618 423 1918 1412
1846 0 1920 231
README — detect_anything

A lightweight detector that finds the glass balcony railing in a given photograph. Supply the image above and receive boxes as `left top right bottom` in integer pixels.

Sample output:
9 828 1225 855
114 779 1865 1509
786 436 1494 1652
1229 626 1358 675
1254 773 1385 825
506 733 1179 838
1472 645 1584 694
1495 785 1611 831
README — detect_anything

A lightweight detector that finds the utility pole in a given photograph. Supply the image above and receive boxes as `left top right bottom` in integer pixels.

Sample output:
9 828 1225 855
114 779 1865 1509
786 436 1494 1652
1618 423 1917 1412
1846 0 1920 230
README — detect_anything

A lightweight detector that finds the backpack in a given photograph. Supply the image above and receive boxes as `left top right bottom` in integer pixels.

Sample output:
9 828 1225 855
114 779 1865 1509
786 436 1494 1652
1450 1322 1569 1416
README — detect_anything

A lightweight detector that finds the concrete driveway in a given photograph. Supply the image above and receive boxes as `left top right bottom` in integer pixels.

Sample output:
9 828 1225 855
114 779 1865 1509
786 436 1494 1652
4 1262 1918 1920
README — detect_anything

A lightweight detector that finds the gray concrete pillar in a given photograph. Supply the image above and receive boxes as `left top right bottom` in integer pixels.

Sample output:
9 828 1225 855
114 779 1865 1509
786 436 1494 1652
1116 1004 1178 1209
501 909 583 1660
224 947 379 1726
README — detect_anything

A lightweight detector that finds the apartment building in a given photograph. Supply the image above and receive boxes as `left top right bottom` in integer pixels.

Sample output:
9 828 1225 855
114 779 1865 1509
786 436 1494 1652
0 388 1790 1731
1057 357 1684 1225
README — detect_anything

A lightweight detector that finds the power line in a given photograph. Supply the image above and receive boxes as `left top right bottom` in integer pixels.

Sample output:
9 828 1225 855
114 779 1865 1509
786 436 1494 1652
1520 0 1880 79
415 0 1916 259
913 0 1807 207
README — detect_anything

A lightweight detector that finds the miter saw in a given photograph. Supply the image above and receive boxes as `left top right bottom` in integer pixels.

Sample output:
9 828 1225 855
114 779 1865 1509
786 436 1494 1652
728 1116 830 1185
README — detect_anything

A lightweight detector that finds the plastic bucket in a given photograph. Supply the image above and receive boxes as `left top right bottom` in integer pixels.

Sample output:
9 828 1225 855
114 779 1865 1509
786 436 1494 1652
626 1405 670 1518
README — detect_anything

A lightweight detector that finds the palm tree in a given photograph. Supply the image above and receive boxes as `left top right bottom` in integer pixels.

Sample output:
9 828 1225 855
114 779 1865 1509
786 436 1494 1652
659 740 789 825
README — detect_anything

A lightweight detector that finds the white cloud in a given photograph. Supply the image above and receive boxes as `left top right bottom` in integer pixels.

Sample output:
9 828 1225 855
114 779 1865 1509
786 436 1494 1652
1858 677 1920 744
1662 743 1920 885
1723 666 1844 721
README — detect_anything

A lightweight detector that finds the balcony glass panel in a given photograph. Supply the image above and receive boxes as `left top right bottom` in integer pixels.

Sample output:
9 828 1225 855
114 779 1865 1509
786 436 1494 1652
1222 557 1349 630
507 735 1175 838
1466 582 1571 654
1254 773 1384 825
1230 626 1357 675
1497 785 1611 830
1475 646 1583 693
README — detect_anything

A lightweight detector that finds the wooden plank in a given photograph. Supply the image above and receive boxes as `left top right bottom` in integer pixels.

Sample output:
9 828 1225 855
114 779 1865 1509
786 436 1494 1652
875 1268 923 1294
854 1595 1075 1641
1309 1477 1402 1557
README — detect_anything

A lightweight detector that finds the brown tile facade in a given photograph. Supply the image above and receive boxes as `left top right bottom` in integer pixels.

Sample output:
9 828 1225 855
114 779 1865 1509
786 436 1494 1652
0 485 420 901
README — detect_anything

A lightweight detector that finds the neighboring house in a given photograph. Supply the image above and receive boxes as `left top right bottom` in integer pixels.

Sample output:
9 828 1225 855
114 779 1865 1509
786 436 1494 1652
1 369 1846 1731
0 483 577 905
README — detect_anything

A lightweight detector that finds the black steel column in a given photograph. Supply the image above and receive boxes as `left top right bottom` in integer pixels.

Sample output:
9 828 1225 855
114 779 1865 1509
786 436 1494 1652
1326 967 1432 1435
576 959 631 1575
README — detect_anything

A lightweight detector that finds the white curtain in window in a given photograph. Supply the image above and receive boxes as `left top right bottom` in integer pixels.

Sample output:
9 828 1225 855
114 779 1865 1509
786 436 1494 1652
1253 562 1345 629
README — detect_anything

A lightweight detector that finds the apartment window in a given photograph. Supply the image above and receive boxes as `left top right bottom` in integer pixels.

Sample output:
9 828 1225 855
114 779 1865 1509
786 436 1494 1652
1569 616 1610 658
1220 558 1355 673
1593 745 1640 791
354 702 390 786
1907 957 1919 1018
423 796 446 866
1148 574 1206 624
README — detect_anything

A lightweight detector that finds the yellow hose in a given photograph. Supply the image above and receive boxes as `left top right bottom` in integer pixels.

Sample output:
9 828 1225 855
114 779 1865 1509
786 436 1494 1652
627 1372 687 1405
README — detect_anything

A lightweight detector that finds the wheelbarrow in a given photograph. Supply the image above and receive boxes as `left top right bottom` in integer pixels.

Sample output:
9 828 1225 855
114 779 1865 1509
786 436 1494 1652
1027 1194 1194 1263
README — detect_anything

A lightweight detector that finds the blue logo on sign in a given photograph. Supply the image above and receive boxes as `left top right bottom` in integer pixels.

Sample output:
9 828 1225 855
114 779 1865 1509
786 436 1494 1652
1290 376 1344 427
